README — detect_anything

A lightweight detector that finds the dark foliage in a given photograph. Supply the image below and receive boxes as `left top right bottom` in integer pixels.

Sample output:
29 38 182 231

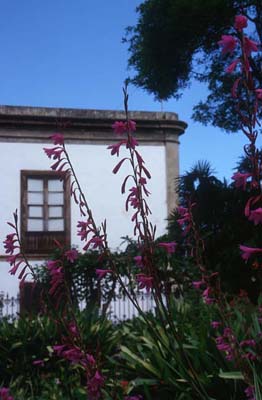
168 160 262 302
126 0 262 132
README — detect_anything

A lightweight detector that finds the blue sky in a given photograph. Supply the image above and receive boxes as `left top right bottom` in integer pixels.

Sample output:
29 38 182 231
0 0 253 180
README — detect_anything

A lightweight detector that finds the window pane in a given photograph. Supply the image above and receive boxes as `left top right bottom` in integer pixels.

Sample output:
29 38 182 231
27 219 44 231
48 193 64 205
28 192 44 204
48 219 64 231
29 206 43 217
49 206 63 218
28 179 43 191
48 179 63 192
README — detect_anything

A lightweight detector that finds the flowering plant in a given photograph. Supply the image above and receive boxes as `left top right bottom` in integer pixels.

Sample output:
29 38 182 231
2 13 262 400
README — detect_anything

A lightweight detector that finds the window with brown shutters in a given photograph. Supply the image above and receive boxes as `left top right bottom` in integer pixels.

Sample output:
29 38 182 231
21 171 70 255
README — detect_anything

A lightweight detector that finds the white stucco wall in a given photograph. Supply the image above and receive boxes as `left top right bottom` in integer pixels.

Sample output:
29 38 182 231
0 141 167 295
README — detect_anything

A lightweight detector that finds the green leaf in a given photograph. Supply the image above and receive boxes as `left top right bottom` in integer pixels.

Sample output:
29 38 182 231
10 341 23 350
218 370 244 380
254 368 262 400
120 345 161 378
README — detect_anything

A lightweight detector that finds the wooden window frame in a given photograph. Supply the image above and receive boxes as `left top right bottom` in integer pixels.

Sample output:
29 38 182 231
21 170 71 256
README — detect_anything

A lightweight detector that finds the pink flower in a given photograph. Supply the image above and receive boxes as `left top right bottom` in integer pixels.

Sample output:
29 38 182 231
125 396 143 400
218 35 237 55
126 136 138 149
226 59 240 73
239 244 262 261
77 220 93 241
44 146 64 160
83 235 104 251
126 187 140 210
134 255 144 267
87 370 105 400
65 248 79 263
234 15 248 32
53 344 66 356
231 77 241 98
211 321 221 329
62 347 83 363
245 386 255 400
158 241 177 254
231 172 251 190
112 121 126 135
8 259 23 276
126 120 136 132
107 141 125 156
0 387 14 400
240 339 256 347
86 354 96 365
215 328 236 361
248 208 262 225
50 133 64 145
3 233 18 254
255 89 262 100
95 269 113 279
47 260 64 296
33 359 45 367
192 280 203 289
136 274 153 292
244 37 258 56
69 322 80 337
177 206 188 215
202 287 215 304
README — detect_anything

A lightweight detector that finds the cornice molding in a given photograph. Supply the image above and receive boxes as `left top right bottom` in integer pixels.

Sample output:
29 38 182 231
0 105 187 144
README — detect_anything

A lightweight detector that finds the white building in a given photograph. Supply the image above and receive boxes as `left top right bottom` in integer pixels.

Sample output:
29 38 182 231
0 105 187 295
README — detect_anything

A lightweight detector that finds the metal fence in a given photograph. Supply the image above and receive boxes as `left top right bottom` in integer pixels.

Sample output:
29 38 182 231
0 291 20 320
104 276 155 323
0 278 156 322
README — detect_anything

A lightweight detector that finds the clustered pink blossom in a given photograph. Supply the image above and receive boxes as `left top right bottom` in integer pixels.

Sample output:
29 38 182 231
177 205 192 235
234 15 248 32
192 273 219 304
4 220 29 281
134 255 144 268
95 269 113 280
0 388 14 400
192 280 203 289
53 342 104 399
32 359 45 367
77 220 105 252
112 120 136 135
87 370 105 400
53 344 84 364
110 119 152 240
50 133 64 145
210 321 221 329
158 241 177 254
231 172 252 190
239 245 262 262
215 327 237 361
46 260 64 297
65 248 79 263
245 386 255 400
136 274 154 292
240 339 257 361
124 396 143 400
218 35 237 55
248 208 262 225
43 133 68 172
